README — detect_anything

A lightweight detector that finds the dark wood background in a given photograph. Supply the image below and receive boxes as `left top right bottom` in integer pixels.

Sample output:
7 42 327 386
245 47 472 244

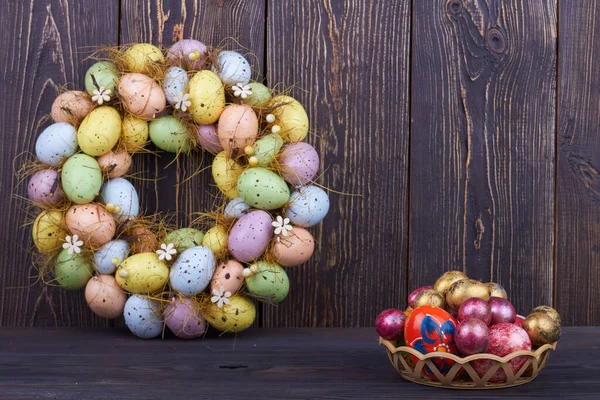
0 0 597 327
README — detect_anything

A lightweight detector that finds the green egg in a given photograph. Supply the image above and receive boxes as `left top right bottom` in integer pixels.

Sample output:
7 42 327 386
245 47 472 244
253 133 283 167
237 167 290 210
54 249 94 290
85 62 119 95
164 228 205 253
149 116 192 153
61 154 102 204
246 82 271 107
246 261 289 303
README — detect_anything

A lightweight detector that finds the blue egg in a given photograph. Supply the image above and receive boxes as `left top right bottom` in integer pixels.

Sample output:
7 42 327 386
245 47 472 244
285 185 330 227
100 178 140 221
224 197 250 219
93 240 130 274
169 246 215 296
124 295 162 339
211 51 251 84
35 123 78 165
162 66 189 104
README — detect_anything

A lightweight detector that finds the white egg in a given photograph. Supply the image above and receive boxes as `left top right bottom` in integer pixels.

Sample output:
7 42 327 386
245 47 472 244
93 240 130 274
224 197 250 219
162 66 189 104
211 51 251 84
169 246 215 296
100 178 140 221
35 122 78 165
124 295 163 339
285 185 330 227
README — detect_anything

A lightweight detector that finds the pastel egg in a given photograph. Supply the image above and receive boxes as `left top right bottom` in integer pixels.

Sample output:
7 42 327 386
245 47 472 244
32 210 66 253
85 62 119 96
163 66 189 104
212 50 251 84
122 43 165 73
196 124 223 154
51 90 94 125
270 95 309 142
65 204 116 247
224 197 250 219
54 248 94 290
279 142 319 185
119 73 166 120
188 70 225 125
228 210 273 262
253 133 283 167
35 122 78 166
85 274 127 319
245 82 271 108
28 169 62 205
164 228 205 253
245 261 289 303
202 225 228 258
212 151 243 199
285 185 330 227
237 167 290 210
210 259 244 294
93 239 130 274
61 154 102 204
149 116 192 153
97 151 133 178
122 115 149 151
272 227 315 266
127 226 158 254
116 253 169 294
203 294 256 333
169 246 215 296
167 39 208 71
124 295 163 339
164 297 207 339
217 104 259 155
77 106 122 156
100 178 140 221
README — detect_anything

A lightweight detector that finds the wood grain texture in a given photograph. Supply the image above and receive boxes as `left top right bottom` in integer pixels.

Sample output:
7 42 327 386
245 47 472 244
0 0 119 327
264 0 411 327
556 0 600 325
409 0 556 315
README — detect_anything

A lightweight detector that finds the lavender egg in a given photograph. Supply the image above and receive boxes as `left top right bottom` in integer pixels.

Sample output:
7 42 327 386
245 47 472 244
279 142 320 185
167 39 208 71
228 210 273 262
164 297 207 339
224 197 250 219
285 185 330 227
196 124 223 154
28 169 62 205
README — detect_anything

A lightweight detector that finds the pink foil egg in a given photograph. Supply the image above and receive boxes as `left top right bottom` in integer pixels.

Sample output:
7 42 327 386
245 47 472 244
167 39 208 71
28 169 62 205
279 142 320 185
196 124 223 154
164 297 207 339
228 210 273 262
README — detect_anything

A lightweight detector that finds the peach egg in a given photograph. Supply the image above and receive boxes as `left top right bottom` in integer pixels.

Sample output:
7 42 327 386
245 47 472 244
272 227 315 267
65 204 116 247
97 151 133 178
85 274 127 319
217 104 258 155
118 73 166 120
51 90 94 125
210 259 245 294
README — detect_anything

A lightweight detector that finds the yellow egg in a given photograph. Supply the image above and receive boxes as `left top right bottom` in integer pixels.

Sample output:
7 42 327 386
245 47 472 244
115 253 169 294
270 95 309 142
32 210 66 253
77 106 122 156
203 294 256 332
122 115 149 150
211 151 243 198
202 225 228 257
188 70 225 124
122 43 165 73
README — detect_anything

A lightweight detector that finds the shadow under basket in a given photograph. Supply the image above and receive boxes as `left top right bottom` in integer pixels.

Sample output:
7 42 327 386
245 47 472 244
379 337 557 389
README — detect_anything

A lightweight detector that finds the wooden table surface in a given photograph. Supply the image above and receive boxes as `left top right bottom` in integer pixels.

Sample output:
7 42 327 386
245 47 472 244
0 327 597 399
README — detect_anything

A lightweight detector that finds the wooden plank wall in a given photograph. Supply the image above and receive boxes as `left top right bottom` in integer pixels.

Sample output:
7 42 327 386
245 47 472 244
0 0 598 327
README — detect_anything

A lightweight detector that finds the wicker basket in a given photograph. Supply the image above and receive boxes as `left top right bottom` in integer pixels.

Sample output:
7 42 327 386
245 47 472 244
380 337 557 389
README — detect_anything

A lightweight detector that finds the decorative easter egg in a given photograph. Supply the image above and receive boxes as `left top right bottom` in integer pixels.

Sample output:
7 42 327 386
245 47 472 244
224 197 250 219
119 73 166 120
375 309 406 341
522 311 561 346
51 90 94 124
488 297 516 325
28 169 62 205
116 253 169 294
124 295 163 339
122 115 149 150
202 225 228 257
169 246 215 296
32 210 66 253
212 151 243 198
210 259 245 294
85 274 127 319
65 204 116 247
100 178 140 221
246 261 289 303
196 124 223 154
245 82 271 107
272 227 315 267
485 282 508 299
253 133 283 167
164 297 207 339
279 142 319 185
434 270 468 297
35 122 78 166
54 248 94 290
97 151 133 178
458 297 492 325
455 318 490 355
203 294 256 333
514 314 525 327
149 116 192 153
285 185 330 227
127 226 158 254
414 289 446 309
188 70 225 124
237 167 290 210
212 50 251 84
77 106 122 156
228 210 273 262
93 239 130 274
408 286 433 308
446 279 490 311
85 62 119 96
61 154 102 204
122 43 165 73
531 305 561 325
164 228 204 253
167 39 207 71
162 66 189 104
217 104 259 155
270 95 309 142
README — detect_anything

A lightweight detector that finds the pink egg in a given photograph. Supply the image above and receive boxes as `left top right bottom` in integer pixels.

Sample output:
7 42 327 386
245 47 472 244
65 204 116 246
228 210 273 262
28 169 62 205
164 297 206 339
279 142 320 185
217 105 258 155
167 39 208 71
272 227 315 266
196 124 223 154
210 259 245 294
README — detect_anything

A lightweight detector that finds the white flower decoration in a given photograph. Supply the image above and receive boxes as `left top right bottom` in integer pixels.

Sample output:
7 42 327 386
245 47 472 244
91 87 111 105
175 93 192 112
211 286 232 308
272 216 293 241
62 235 83 256
156 243 177 261
232 83 252 99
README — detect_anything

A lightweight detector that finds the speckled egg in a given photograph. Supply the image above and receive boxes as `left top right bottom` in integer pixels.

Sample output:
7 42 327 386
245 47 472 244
85 62 119 96
270 95 309 142
163 66 189 104
32 210 66 253
253 133 283 167
100 178 140 221
246 261 289 303
164 228 205 253
203 294 256 333
124 295 163 339
279 142 319 185
77 106 122 156
212 51 251 84
51 90 94 125
217 104 258 155
122 115 149 151
149 116 192 153
228 210 273 262
210 259 244 294
245 82 271 108
61 154 102 204
196 124 223 154
169 246 215 296
224 197 250 219
237 167 290 210
35 122 78 166
93 239 130 274
122 43 165 74
85 274 127 319
28 169 62 205
164 297 207 339
212 151 243 199
119 73 166 120
127 226 158 254
97 151 133 178
188 70 225 125
272 227 315 267
201 225 228 258
65 204 116 247
54 248 94 290
167 39 208 71
116 253 169 294
285 185 330 227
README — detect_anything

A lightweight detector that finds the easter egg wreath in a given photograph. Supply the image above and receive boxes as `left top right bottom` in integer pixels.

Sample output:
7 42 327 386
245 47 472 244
24 40 330 339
